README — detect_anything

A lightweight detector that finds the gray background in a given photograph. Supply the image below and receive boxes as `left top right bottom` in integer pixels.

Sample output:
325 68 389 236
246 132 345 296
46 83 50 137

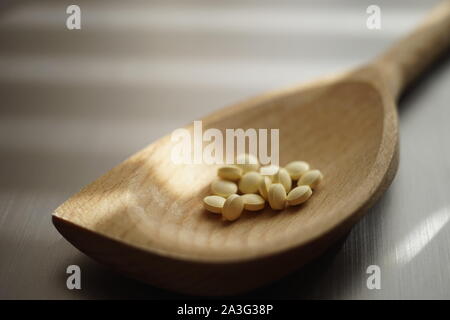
0 0 449 299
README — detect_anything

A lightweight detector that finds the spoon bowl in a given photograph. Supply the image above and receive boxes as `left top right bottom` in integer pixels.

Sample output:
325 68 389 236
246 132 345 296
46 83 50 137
53 2 450 295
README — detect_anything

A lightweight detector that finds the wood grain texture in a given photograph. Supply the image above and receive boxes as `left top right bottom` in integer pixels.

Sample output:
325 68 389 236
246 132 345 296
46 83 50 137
52 1 450 295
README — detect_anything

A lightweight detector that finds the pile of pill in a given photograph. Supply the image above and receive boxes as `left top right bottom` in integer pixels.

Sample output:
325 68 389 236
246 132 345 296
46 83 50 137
203 154 323 221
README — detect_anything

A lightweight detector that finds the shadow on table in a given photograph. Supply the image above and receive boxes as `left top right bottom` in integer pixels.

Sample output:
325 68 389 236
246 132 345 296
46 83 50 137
397 51 450 115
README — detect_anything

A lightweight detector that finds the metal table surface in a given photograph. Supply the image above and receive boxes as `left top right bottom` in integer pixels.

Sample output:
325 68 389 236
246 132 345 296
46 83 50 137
1 0 449 299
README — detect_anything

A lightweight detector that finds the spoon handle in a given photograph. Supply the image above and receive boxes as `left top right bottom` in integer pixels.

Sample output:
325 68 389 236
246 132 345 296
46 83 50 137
375 0 450 99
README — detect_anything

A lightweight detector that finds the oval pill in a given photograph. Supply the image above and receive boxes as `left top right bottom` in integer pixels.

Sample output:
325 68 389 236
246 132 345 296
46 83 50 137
286 186 312 206
222 194 244 221
239 171 263 194
211 179 238 197
258 176 272 200
285 161 310 180
235 153 260 173
298 169 323 189
203 195 226 214
241 194 265 211
268 183 286 210
259 165 279 180
217 165 242 181
273 167 292 192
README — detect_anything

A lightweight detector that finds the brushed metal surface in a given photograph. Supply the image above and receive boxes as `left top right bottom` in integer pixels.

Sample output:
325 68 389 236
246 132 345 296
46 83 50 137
0 0 449 299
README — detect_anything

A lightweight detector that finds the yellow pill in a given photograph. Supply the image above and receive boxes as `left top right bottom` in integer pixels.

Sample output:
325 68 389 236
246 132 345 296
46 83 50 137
203 195 226 214
259 165 279 180
268 183 286 210
273 167 292 192
211 179 238 197
286 186 312 206
298 169 323 189
239 171 263 194
217 165 242 181
241 194 265 211
223 194 244 221
235 153 260 173
258 176 272 200
285 161 310 180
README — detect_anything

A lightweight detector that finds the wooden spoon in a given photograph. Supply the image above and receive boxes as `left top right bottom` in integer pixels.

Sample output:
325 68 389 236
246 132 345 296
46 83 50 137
53 1 450 295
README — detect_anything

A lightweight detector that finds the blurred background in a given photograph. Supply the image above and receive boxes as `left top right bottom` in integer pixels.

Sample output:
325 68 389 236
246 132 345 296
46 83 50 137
1 0 449 299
